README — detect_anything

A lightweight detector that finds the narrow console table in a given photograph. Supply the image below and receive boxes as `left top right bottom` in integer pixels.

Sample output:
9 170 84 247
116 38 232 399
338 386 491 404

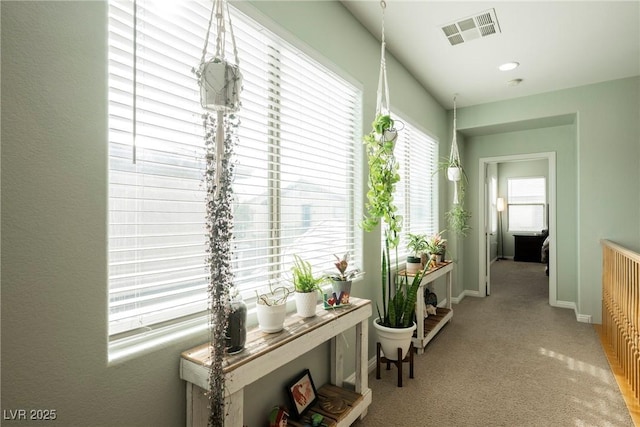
399 261 454 355
180 297 372 427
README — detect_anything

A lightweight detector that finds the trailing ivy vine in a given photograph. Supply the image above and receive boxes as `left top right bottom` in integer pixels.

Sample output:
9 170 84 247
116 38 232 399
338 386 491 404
203 112 239 427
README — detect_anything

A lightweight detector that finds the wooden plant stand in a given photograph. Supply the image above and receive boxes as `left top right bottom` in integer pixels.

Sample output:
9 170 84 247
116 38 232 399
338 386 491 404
375 342 414 387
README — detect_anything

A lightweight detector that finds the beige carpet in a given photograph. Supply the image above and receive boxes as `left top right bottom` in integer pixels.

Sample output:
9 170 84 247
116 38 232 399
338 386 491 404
354 260 634 427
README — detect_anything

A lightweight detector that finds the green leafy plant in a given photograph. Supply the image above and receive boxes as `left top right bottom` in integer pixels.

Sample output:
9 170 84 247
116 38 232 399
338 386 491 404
406 233 428 257
361 113 422 328
330 253 361 282
446 204 471 237
291 255 325 293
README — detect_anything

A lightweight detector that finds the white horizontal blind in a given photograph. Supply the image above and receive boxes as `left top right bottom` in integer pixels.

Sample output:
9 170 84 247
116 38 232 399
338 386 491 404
507 177 546 232
108 0 360 336
384 115 439 262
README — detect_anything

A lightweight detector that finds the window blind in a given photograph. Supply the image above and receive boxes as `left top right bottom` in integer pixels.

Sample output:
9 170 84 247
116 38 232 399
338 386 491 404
507 177 546 232
382 115 439 261
108 0 361 336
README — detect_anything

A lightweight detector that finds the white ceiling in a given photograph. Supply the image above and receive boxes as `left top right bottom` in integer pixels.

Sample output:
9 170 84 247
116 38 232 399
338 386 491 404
341 1 640 109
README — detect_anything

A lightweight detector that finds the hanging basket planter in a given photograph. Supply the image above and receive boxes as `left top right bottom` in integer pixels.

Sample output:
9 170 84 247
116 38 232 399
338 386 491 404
447 166 462 182
198 58 242 112
197 0 242 113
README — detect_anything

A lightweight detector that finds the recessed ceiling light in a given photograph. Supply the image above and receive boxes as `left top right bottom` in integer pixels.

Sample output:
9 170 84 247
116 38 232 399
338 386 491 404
499 62 520 71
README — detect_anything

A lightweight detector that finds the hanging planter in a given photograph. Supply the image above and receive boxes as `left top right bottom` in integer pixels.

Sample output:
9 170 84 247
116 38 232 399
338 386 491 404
447 166 462 182
195 1 243 426
442 95 471 236
361 1 424 360
199 59 242 112
196 0 242 113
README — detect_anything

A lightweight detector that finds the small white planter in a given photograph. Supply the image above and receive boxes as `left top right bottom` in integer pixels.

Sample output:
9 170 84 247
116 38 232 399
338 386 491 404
256 302 287 333
198 58 242 112
383 129 398 143
406 259 422 275
374 318 416 361
447 166 462 182
295 291 318 318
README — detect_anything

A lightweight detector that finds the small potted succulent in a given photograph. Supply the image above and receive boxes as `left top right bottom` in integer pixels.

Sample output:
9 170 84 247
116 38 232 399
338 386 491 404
328 253 361 306
255 282 292 333
291 255 325 318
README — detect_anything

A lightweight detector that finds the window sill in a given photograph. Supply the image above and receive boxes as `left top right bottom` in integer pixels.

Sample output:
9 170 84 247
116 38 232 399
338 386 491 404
108 314 208 365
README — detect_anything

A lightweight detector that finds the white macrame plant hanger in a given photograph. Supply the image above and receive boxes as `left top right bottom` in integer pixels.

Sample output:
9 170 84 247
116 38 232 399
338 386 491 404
375 1 398 143
198 0 242 113
196 1 242 426
448 95 463 204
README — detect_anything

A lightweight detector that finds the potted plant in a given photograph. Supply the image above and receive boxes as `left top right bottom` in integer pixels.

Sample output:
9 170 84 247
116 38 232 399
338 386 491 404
425 231 447 263
406 233 427 274
291 255 325 318
328 253 361 305
255 282 292 333
362 113 424 361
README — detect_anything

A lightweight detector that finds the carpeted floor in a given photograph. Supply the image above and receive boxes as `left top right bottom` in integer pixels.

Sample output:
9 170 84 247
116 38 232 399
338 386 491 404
353 260 633 427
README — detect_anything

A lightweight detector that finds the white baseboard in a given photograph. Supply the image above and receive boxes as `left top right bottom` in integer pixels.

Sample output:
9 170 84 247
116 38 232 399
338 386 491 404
554 300 592 323
451 289 481 304
343 356 378 386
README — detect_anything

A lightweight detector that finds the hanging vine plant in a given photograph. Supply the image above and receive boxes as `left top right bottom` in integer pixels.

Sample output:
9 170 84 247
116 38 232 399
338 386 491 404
203 113 239 426
195 0 243 426
443 95 471 236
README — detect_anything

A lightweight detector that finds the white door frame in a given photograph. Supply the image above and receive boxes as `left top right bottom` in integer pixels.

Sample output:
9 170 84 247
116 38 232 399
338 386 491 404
477 152 557 307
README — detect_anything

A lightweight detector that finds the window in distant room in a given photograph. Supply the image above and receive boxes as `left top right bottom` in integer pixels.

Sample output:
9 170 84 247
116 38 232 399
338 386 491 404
507 177 546 232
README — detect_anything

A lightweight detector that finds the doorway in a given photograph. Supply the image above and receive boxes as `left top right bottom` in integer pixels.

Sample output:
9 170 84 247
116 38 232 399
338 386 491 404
478 152 557 307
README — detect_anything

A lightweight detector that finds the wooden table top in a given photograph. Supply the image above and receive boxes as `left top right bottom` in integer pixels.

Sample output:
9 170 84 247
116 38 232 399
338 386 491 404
181 297 372 373
398 260 453 277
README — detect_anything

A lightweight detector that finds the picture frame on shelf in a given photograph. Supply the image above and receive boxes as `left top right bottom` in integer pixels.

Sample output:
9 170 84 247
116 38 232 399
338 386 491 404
286 369 318 418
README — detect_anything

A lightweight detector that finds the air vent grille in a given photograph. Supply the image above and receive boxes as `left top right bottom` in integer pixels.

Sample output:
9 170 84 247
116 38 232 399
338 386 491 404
441 8 501 46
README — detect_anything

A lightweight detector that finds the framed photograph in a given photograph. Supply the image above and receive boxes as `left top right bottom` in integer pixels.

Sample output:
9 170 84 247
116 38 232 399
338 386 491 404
286 369 318 418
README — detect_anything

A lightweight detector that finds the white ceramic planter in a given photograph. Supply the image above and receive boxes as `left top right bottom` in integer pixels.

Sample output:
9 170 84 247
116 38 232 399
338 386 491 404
330 280 352 305
406 258 422 275
256 302 287 333
374 318 416 361
198 58 242 112
383 129 398 143
447 166 462 182
295 291 318 318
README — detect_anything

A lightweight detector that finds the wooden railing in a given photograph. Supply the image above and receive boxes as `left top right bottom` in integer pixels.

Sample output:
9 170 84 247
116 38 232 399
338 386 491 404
601 239 639 405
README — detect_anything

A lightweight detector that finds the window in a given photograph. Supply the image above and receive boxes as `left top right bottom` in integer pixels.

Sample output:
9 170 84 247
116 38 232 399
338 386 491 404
507 177 546 232
385 114 439 261
108 1 361 337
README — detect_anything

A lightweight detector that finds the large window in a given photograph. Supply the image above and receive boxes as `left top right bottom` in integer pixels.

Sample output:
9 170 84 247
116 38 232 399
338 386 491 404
386 114 439 261
108 1 361 337
507 177 546 232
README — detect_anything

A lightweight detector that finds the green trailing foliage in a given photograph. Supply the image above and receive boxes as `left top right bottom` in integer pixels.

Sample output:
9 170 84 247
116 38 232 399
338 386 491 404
362 114 421 329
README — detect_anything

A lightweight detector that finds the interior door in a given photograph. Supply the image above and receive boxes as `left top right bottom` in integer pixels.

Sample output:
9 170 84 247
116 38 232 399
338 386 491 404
484 162 499 296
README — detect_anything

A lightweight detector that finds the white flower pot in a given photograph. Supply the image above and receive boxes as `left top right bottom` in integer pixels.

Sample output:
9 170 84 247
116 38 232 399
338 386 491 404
406 259 422 275
383 129 398 143
198 58 242 112
295 291 318 318
330 280 352 305
256 302 287 333
374 318 416 361
447 166 462 182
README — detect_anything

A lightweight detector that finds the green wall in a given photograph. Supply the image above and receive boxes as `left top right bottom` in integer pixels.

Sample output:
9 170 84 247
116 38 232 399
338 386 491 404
497 159 549 258
455 77 640 322
1 1 447 426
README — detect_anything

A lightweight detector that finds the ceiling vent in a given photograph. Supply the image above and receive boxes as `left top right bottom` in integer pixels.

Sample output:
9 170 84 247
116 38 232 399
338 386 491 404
441 9 501 46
